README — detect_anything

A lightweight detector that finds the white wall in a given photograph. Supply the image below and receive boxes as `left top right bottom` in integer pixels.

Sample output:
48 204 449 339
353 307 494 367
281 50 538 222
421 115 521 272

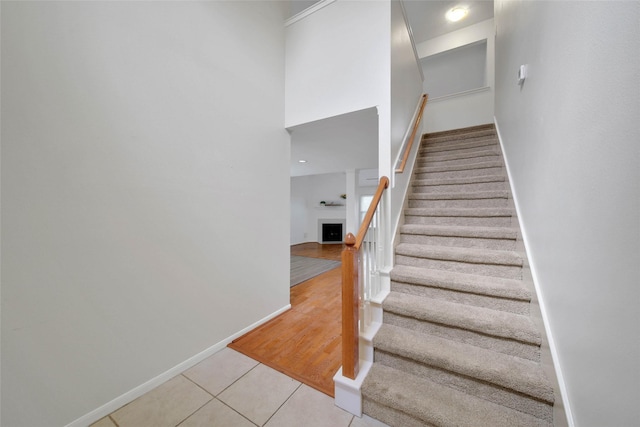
290 173 347 244
416 19 495 133
291 177 310 245
285 0 390 128
494 1 640 426
387 0 423 259
390 0 424 165
1 2 290 426
423 87 494 133
421 41 487 98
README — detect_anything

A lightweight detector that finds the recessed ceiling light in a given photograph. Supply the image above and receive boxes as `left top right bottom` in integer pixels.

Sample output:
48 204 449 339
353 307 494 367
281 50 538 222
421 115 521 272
298 159 307 163
446 7 468 22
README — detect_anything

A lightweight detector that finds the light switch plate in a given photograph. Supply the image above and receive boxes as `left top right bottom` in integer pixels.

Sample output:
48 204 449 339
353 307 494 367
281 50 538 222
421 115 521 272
517 64 527 85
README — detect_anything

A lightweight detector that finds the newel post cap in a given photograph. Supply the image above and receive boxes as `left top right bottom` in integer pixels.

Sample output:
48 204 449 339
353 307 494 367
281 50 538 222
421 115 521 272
344 233 356 246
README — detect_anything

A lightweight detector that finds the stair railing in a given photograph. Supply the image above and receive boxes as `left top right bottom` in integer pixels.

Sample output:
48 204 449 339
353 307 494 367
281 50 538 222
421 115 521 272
341 176 389 380
395 94 428 173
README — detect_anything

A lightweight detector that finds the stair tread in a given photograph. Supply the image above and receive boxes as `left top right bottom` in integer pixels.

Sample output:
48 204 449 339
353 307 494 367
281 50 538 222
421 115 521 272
384 291 541 345
374 324 554 403
400 224 518 239
405 207 515 217
390 265 530 300
409 190 509 200
395 243 523 266
413 175 505 186
363 364 551 427
414 160 502 174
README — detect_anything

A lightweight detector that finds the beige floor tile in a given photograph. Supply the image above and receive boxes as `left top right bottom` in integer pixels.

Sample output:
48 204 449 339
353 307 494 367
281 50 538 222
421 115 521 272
178 399 255 427
349 414 391 427
89 416 117 427
184 347 259 396
111 375 212 427
264 384 353 427
218 364 300 426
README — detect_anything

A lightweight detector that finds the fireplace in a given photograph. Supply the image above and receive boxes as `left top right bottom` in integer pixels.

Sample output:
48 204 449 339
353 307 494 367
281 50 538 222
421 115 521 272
318 219 346 243
322 223 343 243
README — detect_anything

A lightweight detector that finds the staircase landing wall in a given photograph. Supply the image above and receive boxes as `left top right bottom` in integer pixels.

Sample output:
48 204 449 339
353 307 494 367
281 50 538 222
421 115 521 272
416 19 495 134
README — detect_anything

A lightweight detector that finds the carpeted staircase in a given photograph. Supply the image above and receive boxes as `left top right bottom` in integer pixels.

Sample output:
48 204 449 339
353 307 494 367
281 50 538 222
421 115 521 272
362 124 555 427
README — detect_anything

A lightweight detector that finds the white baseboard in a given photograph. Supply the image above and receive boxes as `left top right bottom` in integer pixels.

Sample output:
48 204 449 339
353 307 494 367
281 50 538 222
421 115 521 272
65 304 291 427
493 117 574 427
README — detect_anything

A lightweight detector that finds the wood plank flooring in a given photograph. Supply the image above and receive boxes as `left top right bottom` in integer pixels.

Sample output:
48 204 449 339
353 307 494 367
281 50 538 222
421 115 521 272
228 243 344 397
289 242 344 261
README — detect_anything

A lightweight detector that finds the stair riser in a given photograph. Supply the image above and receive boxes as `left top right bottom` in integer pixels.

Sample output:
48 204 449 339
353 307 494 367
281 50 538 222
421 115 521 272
417 145 500 161
383 312 540 361
423 128 496 141
413 182 507 193
399 234 517 250
418 141 500 160
415 166 503 180
428 123 493 132
363 399 432 427
421 142 497 156
418 143 500 160
404 215 512 227
408 198 509 209
424 133 496 146
391 281 530 315
374 351 553 422
419 146 498 161
417 154 500 168
420 136 498 154
395 255 523 279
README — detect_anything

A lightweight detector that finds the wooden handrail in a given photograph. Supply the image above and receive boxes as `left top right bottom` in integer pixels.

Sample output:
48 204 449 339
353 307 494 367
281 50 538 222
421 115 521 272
341 176 389 380
396 94 428 173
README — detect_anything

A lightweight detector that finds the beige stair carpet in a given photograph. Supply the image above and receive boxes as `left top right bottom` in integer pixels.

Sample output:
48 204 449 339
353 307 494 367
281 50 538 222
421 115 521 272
362 124 555 427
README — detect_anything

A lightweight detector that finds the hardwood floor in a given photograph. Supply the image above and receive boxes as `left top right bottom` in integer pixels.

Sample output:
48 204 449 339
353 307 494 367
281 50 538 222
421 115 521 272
290 242 344 261
228 243 344 397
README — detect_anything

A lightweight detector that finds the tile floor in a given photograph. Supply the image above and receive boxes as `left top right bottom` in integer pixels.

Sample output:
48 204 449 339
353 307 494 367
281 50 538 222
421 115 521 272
91 348 389 427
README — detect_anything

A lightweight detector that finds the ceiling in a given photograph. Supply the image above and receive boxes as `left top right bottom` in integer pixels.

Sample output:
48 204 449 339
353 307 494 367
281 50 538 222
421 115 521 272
289 0 494 177
403 1 494 43
289 107 378 177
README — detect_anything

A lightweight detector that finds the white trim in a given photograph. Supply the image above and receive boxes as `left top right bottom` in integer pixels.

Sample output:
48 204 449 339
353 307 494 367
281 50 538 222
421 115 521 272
493 117 575 427
333 361 373 417
360 321 382 344
65 304 292 427
428 86 491 103
399 0 424 82
284 0 336 27
370 288 389 306
360 320 382 362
